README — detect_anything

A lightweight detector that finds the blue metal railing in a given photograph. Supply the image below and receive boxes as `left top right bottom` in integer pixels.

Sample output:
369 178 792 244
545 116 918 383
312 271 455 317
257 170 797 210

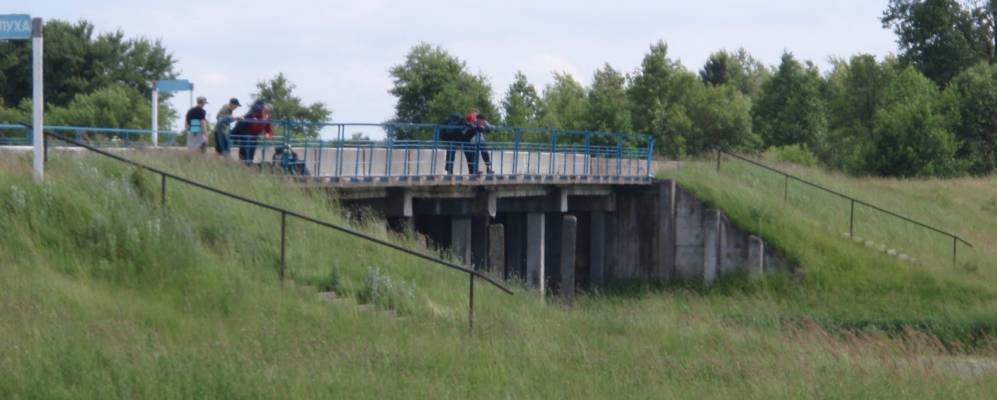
3 120 655 182
0 124 180 146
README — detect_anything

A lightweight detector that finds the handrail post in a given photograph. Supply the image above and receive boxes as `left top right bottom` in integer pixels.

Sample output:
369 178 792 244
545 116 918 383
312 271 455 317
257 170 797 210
512 128 521 175
716 149 721 172
616 136 623 176
549 129 557 176
431 125 440 176
584 133 592 175
952 236 957 268
849 199 855 237
646 136 654 177
468 273 475 332
161 174 167 208
784 175 789 202
280 211 287 281
385 126 394 177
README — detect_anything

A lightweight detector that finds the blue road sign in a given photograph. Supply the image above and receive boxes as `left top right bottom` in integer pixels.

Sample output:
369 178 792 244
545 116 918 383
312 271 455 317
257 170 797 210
156 79 193 92
0 14 32 40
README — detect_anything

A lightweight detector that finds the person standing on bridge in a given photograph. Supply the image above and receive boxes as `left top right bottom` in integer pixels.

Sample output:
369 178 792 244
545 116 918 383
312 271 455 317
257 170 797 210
184 96 211 153
232 101 273 165
470 113 495 174
441 112 464 175
213 98 241 156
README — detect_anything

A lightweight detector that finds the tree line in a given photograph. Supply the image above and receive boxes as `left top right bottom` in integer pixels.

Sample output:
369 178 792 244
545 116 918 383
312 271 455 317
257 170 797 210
0 20 328 137
389 0 997 177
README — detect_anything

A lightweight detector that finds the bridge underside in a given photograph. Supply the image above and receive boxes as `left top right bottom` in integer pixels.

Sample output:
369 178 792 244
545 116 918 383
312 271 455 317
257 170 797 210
331 179 787 292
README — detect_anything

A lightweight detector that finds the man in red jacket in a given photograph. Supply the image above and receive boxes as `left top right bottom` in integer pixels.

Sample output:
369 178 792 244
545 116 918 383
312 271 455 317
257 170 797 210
233 101 273 165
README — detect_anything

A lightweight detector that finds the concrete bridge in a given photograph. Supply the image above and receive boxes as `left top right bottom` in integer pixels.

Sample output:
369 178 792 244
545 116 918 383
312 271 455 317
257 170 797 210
1 122 788 293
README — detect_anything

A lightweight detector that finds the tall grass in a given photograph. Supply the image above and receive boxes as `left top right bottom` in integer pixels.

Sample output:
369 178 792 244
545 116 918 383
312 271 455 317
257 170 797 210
0 151 994 398
662 158 997 340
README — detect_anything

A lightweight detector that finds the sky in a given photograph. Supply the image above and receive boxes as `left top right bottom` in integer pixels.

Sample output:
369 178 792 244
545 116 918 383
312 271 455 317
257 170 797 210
19 0 899 138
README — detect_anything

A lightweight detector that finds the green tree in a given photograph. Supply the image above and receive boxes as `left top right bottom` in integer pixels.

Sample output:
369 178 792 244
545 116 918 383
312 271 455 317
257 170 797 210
823 55 900 170
944 61 997 174
584 64 632 133
882 0 994 85
0 19 177 108
684 84 758 154
46 83 162 129
389 43 497 133
699 48 769 98
538 72 588 131
865 67 958 176
254 73 332 138
502 71 542 127
752 53 828 150
627 41 700 156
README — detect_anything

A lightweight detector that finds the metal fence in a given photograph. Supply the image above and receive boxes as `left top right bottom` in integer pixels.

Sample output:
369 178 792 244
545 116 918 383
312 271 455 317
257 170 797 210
40 128 513 330
717 150 973 267
3 121 655 182
0 123 180 146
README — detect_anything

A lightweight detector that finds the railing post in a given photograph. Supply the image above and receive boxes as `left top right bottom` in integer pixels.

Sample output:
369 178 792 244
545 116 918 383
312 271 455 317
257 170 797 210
849 199 855 237
616 136 623 176
385 126 394 177
952 236 957 268
512 128 521 175
549 129 557 176
784 175 789 202
716 149 721 172
584 133 592 175
160 174 167 207
280 211 287 281
468 273 475 332
646 136 654 177
431 125 440 176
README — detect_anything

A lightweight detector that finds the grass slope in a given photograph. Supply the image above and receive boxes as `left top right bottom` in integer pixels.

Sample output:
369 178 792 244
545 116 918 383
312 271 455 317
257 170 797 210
661 157 997 341
0 151 994 399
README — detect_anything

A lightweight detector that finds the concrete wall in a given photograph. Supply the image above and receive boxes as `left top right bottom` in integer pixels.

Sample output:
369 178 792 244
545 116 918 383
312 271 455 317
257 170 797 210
600 182 789 285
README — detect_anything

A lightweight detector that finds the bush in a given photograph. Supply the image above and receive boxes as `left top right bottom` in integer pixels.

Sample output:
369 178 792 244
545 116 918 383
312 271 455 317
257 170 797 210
357 266 416 315
768 144 818 167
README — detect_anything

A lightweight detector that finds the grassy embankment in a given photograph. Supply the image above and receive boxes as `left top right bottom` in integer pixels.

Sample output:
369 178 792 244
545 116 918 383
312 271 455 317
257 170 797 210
0 151 994 398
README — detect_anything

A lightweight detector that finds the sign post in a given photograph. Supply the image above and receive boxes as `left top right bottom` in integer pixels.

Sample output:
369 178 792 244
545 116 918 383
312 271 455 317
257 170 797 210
32 17 43 181
152 79 193 147
1 14 41 179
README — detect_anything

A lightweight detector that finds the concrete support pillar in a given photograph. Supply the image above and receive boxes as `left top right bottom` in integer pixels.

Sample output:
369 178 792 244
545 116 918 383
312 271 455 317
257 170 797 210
451 217 472 265
526 212 546 297
747 235 765 278
488 224 505 277
703 209 721 284
471 217 488 270
590 211 606 286
505 214 525 279
560 215 577 306
655 180 676 281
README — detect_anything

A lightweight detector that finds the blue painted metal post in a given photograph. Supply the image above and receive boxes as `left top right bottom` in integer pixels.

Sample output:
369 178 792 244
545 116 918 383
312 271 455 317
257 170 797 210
336 125 344 177
549 129 557 176
431 126 440 176
616 136 623 176
385 126 394 177
512 128 521 175
317 139 324 177
646 137 655 177
584 133 591 176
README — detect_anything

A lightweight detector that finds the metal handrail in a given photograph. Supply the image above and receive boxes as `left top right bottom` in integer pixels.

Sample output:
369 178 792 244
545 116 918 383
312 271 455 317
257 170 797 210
717 150 973 266
38 127 513 330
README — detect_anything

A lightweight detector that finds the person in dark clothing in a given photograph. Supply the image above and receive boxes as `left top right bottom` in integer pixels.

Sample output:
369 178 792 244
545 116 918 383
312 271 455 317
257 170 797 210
232 101 273 165
440 112 464 175
463 111 494 174
185 96 210 152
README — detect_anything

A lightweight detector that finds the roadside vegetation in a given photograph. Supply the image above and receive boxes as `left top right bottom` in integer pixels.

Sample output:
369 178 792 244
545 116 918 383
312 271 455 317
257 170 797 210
1 152 995 398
